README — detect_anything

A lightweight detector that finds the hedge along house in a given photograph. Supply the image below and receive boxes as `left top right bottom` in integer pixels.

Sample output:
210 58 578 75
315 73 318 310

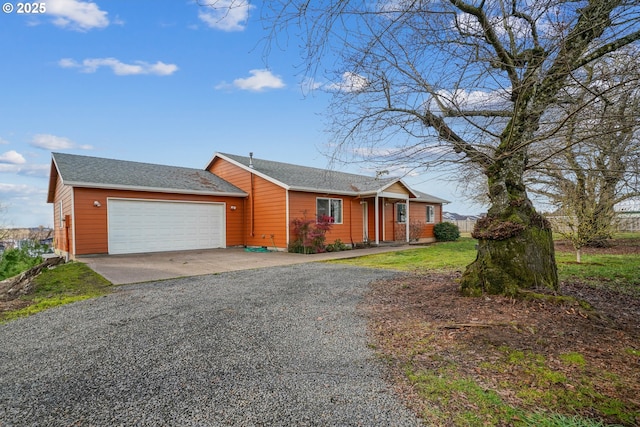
47 152 247 259
206 153 449 249
47 151 448 258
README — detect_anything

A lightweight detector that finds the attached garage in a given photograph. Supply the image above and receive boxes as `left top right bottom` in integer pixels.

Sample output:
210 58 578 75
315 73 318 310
48 153 247 258
108 199 226 254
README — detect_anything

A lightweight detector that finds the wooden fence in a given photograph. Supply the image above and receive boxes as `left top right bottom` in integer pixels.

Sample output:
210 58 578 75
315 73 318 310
448 219 477 233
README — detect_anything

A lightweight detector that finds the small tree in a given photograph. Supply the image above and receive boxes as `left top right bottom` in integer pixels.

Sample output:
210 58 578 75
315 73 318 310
528 51 640 254
289 214 334 254
0 241 48 281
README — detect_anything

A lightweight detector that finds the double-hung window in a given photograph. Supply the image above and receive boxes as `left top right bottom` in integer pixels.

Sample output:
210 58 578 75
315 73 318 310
316 198 343 223
396 203 407 223
426 205 435 223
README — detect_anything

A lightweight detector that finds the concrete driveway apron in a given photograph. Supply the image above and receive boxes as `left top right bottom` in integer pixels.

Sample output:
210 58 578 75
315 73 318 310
80 245 416 284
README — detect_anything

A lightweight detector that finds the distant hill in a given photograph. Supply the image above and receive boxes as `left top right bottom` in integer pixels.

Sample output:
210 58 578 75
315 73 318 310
443 212 483 221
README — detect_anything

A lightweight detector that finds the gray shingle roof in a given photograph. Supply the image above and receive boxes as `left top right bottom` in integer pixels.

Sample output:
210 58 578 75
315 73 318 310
216 152 402 195
52 152 246 196
411 189 450 204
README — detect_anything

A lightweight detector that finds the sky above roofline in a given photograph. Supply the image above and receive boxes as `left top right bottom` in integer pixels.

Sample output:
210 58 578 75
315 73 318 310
0 0 479 228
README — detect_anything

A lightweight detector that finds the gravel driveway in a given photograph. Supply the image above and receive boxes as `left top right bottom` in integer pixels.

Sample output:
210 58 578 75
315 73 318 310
0 264 423 426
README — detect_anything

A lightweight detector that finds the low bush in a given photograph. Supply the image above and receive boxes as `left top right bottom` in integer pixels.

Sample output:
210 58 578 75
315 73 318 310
434 221 460 241
326 239 348 252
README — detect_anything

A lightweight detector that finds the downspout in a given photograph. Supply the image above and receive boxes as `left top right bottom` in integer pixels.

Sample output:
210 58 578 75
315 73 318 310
71 188 76 258
349 199 353 245
250 171 255 237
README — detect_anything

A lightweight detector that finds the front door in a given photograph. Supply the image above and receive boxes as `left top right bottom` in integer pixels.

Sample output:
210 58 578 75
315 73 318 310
362 201 368 242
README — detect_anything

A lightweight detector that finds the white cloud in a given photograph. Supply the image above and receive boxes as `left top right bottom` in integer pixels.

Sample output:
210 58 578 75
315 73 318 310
46 0 109 31
0 164 21 173
21 164 51 178
58 58 179 76
0 137 9 145
436 88 510 110
0 183 40 195
0 150 26 165
326 72 369 93
220 69 286 92
0 163 50 177
198 0 253 32
30 134 93 151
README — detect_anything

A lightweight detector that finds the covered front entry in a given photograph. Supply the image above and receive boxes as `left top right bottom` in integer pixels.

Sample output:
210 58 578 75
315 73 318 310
107 199 226 254
361 181 415 245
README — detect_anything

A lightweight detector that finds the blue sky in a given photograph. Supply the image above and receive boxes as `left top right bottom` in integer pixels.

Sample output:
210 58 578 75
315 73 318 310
0 0 477 228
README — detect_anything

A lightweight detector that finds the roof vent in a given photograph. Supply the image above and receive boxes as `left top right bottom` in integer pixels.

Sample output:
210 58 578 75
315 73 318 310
249 152 254 168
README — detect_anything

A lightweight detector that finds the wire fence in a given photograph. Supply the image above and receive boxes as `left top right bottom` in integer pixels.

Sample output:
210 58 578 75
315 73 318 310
447 215 640 234
546 215 640 233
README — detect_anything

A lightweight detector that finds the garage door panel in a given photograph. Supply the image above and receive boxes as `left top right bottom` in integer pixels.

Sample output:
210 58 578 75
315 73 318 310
108 199 225 254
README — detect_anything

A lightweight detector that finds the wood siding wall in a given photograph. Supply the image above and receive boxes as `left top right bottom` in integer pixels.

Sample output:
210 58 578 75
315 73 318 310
248 175 287 248
385 182 410 194
52 174 73 256
393 202 442 240
288 192 364 246
209 158 288 248
70 187 244 256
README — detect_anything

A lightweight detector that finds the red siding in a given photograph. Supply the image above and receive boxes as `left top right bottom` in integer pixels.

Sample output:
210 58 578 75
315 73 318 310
209 158 288 248
52 174 73 256
288 192 364 246
71 188 244 256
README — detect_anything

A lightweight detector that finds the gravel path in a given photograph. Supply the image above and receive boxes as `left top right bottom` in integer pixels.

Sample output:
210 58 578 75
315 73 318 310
0 264 423 426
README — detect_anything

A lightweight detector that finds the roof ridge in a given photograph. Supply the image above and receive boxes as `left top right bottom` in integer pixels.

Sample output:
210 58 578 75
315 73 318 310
217 152 400 182
53 152 204 172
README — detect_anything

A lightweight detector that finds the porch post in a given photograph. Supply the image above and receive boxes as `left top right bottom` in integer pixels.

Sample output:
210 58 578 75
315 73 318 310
374 194 380 245
406 197 410 242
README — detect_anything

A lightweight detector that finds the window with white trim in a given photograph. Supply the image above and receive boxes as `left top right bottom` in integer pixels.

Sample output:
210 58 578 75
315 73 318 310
426 205 435 223
316 198 343 224
396 203 407 223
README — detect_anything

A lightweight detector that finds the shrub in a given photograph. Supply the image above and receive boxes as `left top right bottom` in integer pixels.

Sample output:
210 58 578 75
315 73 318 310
0 241 49 281
326 239 348 252
289 214 334 254
434 222 460 241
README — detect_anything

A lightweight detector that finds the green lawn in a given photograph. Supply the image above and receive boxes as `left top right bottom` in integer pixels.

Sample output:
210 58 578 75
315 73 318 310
1 262 112 323
333 237 640 294
333 238 478 272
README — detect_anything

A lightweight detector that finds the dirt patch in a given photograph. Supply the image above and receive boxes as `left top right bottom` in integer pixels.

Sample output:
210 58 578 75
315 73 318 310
364 243 640 425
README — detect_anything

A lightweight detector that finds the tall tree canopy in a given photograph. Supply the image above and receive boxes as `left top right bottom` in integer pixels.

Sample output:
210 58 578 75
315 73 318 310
240 0 640 295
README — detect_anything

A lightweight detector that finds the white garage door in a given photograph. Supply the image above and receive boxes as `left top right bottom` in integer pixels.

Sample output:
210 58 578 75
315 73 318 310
108 199 225 254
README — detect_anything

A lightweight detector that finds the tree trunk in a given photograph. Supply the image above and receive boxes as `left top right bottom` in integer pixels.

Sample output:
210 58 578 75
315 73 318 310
460 153 559 296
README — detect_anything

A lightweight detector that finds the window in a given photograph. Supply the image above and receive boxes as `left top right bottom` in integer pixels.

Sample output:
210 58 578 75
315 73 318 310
59 201 64 228
426 205 435 223
396 203 407 223
316 198 343 224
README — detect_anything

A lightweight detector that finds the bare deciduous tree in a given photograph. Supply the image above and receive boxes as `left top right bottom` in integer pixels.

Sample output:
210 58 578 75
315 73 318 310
529 50 640 262
207 0 640 295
